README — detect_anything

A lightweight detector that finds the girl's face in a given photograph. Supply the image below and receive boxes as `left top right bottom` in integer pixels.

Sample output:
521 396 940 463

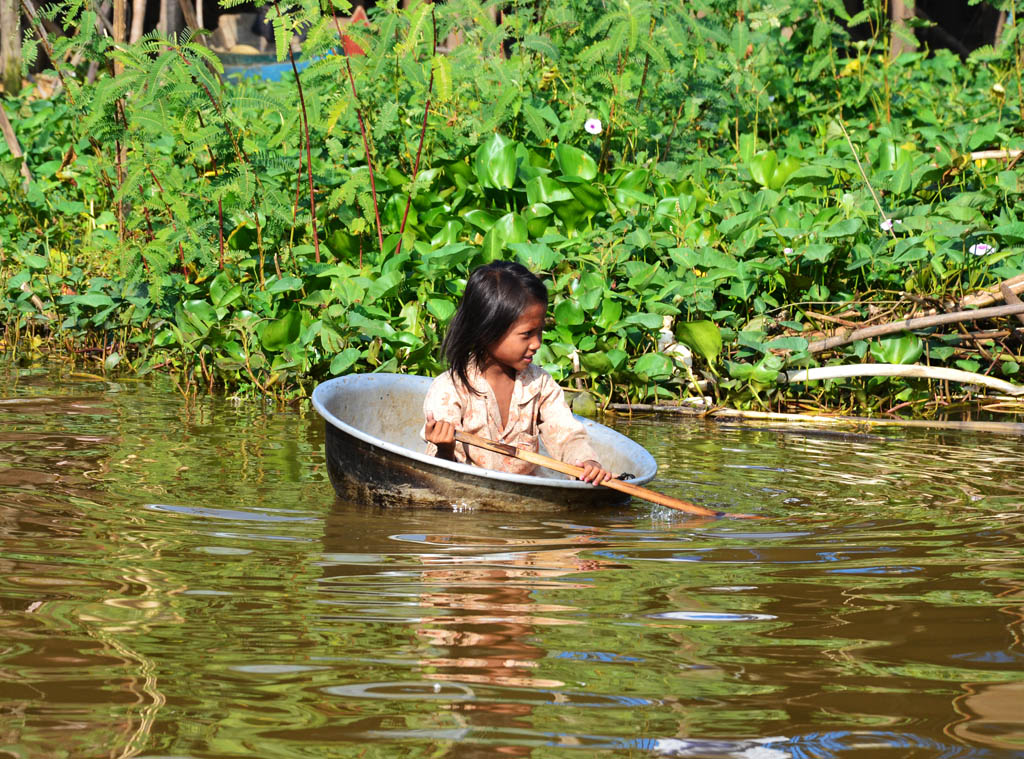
485 300 545 374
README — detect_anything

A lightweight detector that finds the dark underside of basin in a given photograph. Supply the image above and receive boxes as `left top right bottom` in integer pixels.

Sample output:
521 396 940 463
324 423 629 512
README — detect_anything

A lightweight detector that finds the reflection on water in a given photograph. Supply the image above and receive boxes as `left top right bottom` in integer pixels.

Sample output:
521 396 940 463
0 364 1022 758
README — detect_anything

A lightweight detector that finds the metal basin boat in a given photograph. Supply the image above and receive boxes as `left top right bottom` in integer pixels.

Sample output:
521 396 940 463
311 373 658 511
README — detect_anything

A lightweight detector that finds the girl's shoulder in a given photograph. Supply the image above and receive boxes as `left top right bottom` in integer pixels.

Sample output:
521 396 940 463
519 363 559 394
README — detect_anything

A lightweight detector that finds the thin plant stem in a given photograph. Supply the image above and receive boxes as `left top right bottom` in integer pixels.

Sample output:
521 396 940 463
396 4 437 258
344 57 385 262
275 1 321 264
837 117 894 238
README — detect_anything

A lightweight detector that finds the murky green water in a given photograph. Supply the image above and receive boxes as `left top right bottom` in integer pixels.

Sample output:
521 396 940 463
1 365 1023 758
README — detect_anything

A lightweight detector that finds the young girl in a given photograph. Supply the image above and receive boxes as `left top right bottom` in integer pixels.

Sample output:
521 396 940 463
422 261 613 485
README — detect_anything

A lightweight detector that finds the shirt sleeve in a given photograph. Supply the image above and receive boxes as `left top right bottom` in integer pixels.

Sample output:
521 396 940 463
420 373 465 457
536 373 599 467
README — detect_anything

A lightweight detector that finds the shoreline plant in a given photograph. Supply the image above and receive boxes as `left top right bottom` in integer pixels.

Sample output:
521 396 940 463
1 0 1022 416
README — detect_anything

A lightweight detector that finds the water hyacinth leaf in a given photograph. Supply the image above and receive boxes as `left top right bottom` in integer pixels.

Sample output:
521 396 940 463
607 348 628 371
330 347 362 375
266 276 303 294
822 218 863 239
674 320 722 363
800 243 835 263
365 270 405 304
870 333 924 364
183 299 216 328
422 243 473 275
624 312 663 330
554 143 598 181
576 272 605 310
554 298 585 326
748 151 777 189
726 360 753 380
597 298 623 329
764 336 809 352
565 180 605 212
526 175 574 205
431 220 463 248
347 309 395 338
751 354 784 384
510 242 561 271
23 254 49 270
72 292 116 308
633 352 673 381
210 272 237 307
426 298 456 322
580 351 613 375
770 156 801 190
487 212 528 248
522 203 554 237
261 307 301 351
474 133 518 189
551 198 588 235
462 208 498 232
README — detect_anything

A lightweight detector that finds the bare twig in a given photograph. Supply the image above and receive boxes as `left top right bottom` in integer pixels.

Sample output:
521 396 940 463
807 303 1024 353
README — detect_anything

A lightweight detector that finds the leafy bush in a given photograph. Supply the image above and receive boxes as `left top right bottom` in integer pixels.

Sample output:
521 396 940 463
1 0 1022 412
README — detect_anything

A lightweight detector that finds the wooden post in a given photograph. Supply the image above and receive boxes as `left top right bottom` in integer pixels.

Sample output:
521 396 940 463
113 0 125 74
129 0 145 42
1 0 22 96
889 0 918 60
159 0 182 35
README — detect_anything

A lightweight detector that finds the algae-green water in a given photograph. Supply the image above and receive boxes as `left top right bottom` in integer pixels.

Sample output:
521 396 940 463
1 366 1022 758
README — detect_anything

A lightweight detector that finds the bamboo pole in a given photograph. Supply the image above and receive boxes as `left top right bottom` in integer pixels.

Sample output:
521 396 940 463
784 363 1024 397
603 403 1024 435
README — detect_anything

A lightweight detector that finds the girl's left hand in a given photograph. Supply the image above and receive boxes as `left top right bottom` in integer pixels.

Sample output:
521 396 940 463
578 460 613 486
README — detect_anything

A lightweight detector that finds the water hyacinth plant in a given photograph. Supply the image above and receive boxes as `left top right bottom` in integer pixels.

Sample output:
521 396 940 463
0 0 1022 415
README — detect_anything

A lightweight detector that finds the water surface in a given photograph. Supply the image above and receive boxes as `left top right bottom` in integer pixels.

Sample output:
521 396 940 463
1 365 1022 758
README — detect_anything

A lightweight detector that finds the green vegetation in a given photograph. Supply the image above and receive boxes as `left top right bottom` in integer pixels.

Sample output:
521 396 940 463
1 0 1023 415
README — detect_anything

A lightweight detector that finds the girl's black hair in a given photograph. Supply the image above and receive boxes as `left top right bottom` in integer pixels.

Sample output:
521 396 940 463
442 261 548 392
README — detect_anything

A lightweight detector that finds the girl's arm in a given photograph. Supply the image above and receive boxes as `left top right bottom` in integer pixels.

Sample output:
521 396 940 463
424 413 456 460
421 374 463 461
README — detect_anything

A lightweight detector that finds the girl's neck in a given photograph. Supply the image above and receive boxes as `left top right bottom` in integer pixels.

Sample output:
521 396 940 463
479 356 517 384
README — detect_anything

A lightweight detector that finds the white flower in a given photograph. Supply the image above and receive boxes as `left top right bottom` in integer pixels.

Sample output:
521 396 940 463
768 95 776 103
969 242 995 256
783 247 793 255
584 118 602 135
880 218 902 232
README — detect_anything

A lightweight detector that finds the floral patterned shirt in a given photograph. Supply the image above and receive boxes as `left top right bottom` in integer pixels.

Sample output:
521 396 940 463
421 363 598 475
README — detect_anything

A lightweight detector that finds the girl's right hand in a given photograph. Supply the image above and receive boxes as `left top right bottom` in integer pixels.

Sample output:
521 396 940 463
425 413 457 459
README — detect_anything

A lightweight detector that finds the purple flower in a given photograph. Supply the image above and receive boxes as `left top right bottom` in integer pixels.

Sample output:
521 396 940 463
969 243 995 256
584 118 603 135
783 247 793 255
880 218 902 232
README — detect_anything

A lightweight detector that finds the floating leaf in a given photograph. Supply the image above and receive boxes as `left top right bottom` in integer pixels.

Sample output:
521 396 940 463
870 333 923 364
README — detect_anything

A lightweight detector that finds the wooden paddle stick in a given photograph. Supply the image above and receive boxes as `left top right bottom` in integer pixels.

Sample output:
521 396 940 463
453 431 759 519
